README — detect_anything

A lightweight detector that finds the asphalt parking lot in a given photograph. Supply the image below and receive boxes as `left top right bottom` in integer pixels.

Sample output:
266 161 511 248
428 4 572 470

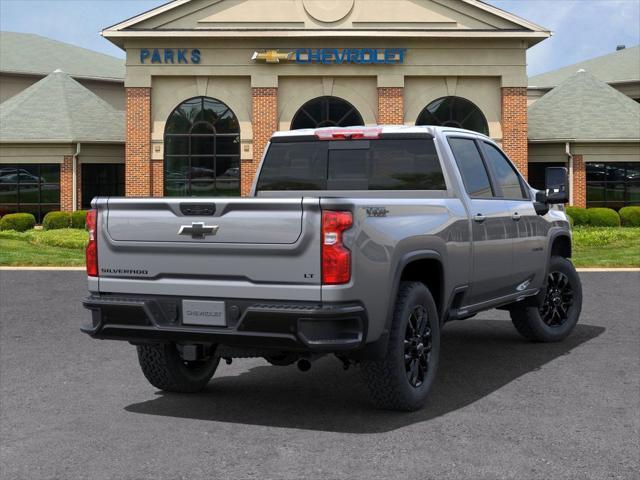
0 271 638 480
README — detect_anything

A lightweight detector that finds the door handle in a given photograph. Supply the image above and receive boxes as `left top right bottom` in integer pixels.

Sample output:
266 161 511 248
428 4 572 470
474 213 486 223
512 212 522 221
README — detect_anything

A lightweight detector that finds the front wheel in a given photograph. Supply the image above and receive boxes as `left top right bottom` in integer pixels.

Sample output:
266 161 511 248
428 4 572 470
510 256 582 342
137 343 219 393
361 281 441 411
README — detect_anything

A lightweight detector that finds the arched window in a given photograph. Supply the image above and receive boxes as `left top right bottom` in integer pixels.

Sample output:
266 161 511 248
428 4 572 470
291 96 364 130
416 96 489 135
164 96 240 197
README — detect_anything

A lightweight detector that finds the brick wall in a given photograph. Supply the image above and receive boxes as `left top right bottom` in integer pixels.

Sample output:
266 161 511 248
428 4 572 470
60 155 74 212
378 87 404 124
125 87 152 197
572 154 586 208
244 87 278 196
151 160 164 197
501 87 528 179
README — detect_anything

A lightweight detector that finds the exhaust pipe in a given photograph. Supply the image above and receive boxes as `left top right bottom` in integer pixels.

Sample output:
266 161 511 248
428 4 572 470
297 358 312 372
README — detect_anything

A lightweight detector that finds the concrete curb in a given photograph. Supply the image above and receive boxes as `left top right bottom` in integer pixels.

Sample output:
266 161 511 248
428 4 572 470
576 268 640 272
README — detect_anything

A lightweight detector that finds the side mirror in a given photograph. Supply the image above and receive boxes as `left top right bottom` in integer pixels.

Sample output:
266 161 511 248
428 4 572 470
545 167 569 204
534 190 550 215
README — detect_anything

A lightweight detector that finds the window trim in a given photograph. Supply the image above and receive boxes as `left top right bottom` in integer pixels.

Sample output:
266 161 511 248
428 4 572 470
478 140 531 202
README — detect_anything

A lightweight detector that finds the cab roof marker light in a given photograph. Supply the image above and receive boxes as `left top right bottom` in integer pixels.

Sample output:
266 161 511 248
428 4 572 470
315 127 382 140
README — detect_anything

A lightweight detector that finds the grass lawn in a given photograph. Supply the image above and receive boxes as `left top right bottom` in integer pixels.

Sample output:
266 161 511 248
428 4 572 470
0 226 638 268
571 226 640 268
0 229 87 266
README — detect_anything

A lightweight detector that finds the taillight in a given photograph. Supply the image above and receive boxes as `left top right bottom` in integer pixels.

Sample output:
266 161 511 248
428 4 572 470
315 127 382 141
322 210 353 285
86 209 98 277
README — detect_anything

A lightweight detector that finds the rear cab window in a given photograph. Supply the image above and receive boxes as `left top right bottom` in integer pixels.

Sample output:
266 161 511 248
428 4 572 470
257 137 447 192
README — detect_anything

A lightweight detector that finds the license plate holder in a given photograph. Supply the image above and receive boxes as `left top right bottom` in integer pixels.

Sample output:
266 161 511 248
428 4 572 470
182 300 226 327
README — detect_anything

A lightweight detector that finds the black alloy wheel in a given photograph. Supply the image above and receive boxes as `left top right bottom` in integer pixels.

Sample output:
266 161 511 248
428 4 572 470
540 271 574 327
404 305 433 388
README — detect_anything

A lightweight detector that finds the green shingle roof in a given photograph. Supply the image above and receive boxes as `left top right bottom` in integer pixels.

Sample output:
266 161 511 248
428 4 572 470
0 31 124 81
0 70 124 143
529 70 640 142
529 45 640 88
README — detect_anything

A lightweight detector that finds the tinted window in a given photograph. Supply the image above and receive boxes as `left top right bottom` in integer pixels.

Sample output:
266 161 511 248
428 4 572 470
81 164 125 209
0 164 60 223
257 139 446 191
257 142 329 191
586 162 640 209
448 138 493 198
482 142 527 199
164 96 240 197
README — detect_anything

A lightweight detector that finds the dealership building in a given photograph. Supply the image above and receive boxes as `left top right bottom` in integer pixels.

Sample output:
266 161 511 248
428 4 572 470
1 0 639 220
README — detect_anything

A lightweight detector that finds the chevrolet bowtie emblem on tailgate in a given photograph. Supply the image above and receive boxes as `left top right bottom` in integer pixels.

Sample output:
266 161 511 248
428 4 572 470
178 222 219 239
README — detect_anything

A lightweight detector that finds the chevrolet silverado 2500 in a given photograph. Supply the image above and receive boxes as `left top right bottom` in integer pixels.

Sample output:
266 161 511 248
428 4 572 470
82 125 582 411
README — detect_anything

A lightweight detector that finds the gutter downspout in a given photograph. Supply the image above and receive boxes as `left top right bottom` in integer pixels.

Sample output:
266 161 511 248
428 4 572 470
72 143 81 212
565 141 574 206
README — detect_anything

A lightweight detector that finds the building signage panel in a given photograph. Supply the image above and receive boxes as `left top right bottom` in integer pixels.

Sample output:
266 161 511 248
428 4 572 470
252 48 407 65
140 48 201 64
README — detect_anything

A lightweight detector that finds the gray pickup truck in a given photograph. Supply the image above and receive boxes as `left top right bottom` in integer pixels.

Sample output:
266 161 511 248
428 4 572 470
82 125 582 411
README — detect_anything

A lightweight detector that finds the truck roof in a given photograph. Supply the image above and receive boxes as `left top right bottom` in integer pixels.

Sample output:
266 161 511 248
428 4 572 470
271 125 492 141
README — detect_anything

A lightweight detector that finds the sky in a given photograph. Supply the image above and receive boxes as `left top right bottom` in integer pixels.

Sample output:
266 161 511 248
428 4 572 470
0 0 639 76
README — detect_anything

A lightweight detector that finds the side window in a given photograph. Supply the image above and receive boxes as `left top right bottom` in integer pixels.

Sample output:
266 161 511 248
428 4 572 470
448 138 493 198
482 142 528 200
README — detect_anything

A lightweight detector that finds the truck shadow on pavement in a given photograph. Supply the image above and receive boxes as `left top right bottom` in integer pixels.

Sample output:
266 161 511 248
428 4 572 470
125 320 604 433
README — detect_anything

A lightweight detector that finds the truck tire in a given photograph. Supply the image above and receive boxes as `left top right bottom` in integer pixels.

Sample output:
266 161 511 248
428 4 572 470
510 256 582 342
361 281 440 411
136 343 219 393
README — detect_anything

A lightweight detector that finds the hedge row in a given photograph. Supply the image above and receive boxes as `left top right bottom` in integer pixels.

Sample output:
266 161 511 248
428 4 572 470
42 211 88 230
566 206 640 227
0 211 89 231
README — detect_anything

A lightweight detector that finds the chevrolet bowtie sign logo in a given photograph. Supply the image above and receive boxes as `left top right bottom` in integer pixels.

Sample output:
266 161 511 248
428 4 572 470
252 48 407 65
251 50 295 64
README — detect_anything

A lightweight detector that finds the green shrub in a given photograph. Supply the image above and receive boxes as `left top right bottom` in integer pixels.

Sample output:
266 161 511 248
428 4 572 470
566 207 590 226
0 213 36 232
587 208 620 227
71 210 88 229
619 206 640 227
566 214 574 228
42 211 71 230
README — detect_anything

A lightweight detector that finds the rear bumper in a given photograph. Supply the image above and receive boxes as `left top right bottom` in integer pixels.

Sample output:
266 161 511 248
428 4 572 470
81 294 367 352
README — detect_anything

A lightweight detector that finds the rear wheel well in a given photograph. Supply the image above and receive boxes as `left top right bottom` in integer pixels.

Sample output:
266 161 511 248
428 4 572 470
400 259 443 317
551 235 571 259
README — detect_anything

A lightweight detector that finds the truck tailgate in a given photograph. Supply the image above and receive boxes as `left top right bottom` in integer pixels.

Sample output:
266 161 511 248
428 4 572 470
94 197 322 301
